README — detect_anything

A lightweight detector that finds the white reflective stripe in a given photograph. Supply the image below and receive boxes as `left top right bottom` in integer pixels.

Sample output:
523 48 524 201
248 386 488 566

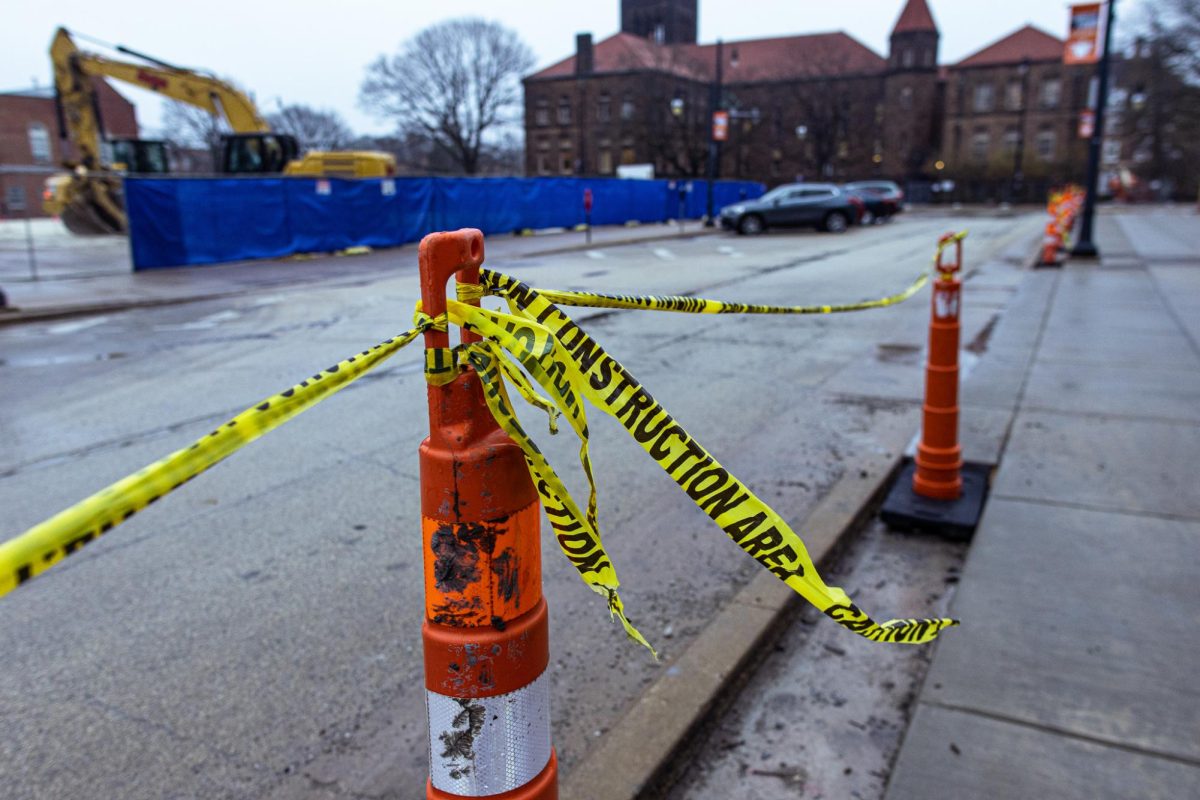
427 669 551 796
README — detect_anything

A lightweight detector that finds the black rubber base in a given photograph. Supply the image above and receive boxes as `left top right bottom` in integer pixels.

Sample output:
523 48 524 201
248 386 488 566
880 460 991 540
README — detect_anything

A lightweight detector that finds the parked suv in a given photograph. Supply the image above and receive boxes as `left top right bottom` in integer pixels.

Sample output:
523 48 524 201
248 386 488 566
720 183 863 235
842 181 905 224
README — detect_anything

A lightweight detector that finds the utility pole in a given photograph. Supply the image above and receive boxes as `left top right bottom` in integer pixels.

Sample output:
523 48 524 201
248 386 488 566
1011 60 1031 203
704 39 723 226
1072 0 1116 258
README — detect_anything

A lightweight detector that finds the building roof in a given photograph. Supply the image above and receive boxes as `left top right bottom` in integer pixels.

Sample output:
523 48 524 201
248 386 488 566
0 86 54 99
892 0 938 35
955 24 1064 68
528 30 886 83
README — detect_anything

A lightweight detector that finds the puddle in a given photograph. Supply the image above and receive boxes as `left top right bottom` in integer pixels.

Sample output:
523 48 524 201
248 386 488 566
875 343 921 363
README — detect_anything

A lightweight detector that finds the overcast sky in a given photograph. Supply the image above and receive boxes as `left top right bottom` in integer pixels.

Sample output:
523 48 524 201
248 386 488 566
1 0 1142 137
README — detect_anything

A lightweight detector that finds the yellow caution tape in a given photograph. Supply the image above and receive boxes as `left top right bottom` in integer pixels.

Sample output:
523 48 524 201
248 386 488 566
487 272 929 315
432 271 958 652
0 320 437 598
457 231 966 317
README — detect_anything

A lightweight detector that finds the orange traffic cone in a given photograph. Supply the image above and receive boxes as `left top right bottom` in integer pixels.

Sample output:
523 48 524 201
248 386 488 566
912 233 964 500
418 229 558 799
881 232 988 538
1038 222 1060 267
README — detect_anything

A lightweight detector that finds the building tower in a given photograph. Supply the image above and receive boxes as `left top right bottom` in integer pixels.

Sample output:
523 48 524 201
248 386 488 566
883 0 942 184
620 0 698 44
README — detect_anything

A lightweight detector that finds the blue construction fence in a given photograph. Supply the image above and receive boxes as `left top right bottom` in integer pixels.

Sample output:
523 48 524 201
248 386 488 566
125 176 765 270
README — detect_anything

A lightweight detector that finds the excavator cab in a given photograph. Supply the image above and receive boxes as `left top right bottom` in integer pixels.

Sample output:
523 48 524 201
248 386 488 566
220 133 299 175
109 138 169 174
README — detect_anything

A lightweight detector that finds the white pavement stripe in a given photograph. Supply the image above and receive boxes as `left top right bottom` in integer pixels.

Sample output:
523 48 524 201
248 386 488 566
652 247 676 260
47 316 109 335
158 309 242 331
585 250 607 260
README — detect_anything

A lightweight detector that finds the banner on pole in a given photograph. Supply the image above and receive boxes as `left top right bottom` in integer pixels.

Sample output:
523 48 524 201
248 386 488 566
1065 3 1103 64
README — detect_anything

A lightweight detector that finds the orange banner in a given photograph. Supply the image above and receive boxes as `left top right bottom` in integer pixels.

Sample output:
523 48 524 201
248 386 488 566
1065 3 1102 64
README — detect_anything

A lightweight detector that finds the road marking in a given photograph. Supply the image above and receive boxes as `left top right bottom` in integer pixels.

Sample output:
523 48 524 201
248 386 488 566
585 250 607 260
717 245 744 258
158 309 241 332
652 247 676 261
47 316 109 335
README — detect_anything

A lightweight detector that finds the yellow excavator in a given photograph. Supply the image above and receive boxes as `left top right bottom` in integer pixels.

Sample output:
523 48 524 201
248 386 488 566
45 27 395 234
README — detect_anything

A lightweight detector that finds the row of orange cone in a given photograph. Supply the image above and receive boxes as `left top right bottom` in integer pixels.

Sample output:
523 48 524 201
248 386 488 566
1038 185 1086 266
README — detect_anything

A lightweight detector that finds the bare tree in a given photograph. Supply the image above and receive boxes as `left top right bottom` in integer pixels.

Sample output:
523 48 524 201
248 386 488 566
606 46 710 177
359 18 535 174
1121 0 1200 197
161 100 226 151
266 104 354 151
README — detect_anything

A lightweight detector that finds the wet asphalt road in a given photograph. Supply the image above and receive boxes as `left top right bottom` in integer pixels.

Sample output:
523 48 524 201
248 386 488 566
1 212 1040 799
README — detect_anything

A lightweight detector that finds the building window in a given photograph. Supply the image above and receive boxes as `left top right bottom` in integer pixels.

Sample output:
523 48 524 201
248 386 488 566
1039 78 1061 109
973 83 995 113
621 94 635 121
560 153 574 174
597 93 611 122
1005 81 1023 111
923 49 934 67
902 48 914 68
621 146 636 165
1035 128 1056 160
557 97 572 125
5 184 28 212
970 129 990 163
598 150 613 174
1003 126 1020 154
534 99 550 127
900 86 913 109
28 123 52 163
536 153 550 175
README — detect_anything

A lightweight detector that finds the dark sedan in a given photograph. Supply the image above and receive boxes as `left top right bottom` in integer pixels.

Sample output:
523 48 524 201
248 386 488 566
842 181 905 224
719 182 863 235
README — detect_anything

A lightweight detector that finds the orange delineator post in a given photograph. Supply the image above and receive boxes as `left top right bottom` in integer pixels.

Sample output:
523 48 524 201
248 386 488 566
418 229 558 799
1040 220 1061 266
913 233 964 501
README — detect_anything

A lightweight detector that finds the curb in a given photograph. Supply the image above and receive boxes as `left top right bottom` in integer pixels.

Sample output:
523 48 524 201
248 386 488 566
561 411 917 800
0 291 248 327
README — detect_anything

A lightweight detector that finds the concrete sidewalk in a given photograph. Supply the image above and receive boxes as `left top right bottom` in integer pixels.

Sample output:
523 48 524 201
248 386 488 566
885 206 1200 798
0 219 717 324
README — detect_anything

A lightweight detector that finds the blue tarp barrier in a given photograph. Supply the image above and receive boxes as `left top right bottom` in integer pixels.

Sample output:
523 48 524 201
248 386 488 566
126 176 764 270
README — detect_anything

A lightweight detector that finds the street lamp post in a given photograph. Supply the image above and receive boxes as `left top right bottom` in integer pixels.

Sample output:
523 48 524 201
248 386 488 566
1072 0 1117 257
705 39 724 226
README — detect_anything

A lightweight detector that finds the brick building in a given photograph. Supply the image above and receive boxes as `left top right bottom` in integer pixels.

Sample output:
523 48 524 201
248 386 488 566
523 0 1101 201
942 25 1093 201
0 80 138 219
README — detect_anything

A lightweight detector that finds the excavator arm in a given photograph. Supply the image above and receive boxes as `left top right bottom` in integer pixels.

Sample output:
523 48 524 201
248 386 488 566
46 27 394 235
51 26 269 156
